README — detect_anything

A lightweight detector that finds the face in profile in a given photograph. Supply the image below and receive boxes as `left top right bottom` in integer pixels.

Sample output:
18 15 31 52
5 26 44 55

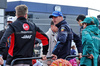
52 16 63 25
78 19 83 26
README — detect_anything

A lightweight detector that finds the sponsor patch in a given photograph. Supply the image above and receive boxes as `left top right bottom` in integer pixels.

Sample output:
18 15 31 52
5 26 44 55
21 35 32 39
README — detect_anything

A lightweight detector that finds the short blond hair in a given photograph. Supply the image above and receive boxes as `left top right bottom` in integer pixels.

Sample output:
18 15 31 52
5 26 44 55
15 5 28 17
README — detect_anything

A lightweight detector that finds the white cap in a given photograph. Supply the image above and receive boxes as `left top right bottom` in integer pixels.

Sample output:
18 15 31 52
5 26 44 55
7 16 15 22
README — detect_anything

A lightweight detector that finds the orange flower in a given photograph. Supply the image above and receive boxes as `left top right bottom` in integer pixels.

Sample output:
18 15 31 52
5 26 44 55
50 59 72 66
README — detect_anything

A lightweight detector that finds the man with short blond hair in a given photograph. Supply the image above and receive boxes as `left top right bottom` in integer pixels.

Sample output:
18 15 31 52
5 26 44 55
15 5 28 17
0 4 49 66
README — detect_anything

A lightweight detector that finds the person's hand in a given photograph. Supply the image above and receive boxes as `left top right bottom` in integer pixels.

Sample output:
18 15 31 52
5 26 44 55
0 56 4 65
88 54 94 59
51 54 57 60
41 55 47 60
78 53 82 58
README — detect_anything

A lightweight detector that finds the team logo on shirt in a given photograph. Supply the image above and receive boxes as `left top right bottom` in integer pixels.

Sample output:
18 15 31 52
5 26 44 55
23 23 29 31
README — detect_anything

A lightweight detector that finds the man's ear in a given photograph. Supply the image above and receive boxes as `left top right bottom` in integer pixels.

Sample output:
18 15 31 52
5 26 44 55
25 14 28 19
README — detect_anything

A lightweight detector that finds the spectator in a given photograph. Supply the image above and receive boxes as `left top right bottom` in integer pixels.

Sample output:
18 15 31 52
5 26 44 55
43 21 58 66
0 16 15 40
0 5 49 66
34 40 41 57
76 14 86 38
80 17 99 66
70 45 79 66
71 45 76 55
49 11 82 61
76 14 86 26
32 39 43 66
0 16 15 66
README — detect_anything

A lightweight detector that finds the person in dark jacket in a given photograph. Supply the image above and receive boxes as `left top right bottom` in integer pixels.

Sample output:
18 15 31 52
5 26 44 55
0 16 15 40
0 5 49 66
49 11 82 60
71 45 76 55
0 16 15 66
76 14 86 38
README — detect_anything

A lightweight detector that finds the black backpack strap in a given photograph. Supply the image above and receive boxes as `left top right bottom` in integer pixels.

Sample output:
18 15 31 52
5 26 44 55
98 55 100 66
91 58 94 66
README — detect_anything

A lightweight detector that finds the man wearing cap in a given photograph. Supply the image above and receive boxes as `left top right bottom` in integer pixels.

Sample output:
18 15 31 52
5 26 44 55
49 11 82 60
5 16 15 29
0 16 15 40
80 17 99 66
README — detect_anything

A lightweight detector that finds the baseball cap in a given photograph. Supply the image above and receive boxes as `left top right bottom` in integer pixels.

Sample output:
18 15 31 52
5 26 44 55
49 11 63 18
7 16 15 22
80 17 94 24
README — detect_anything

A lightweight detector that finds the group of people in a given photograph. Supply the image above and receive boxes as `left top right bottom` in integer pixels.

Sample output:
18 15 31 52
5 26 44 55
0 4 99 66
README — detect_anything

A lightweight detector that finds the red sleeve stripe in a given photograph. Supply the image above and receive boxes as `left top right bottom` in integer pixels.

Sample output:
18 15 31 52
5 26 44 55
36 31 48 46
8 33 15 56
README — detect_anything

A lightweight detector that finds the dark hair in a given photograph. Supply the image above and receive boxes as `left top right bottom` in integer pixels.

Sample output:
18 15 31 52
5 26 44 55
83 21 95 26
87 21 95 26
76 14 86 21
51 21 54 25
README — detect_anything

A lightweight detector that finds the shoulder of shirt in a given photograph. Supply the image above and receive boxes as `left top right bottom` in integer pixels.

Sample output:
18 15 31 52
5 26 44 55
46 28 53 35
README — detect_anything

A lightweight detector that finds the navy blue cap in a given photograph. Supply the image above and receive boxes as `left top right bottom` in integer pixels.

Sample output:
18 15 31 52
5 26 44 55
49 11 63 18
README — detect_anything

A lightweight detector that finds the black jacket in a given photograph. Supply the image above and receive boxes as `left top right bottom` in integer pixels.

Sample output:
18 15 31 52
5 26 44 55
0 29 8 60
0 30 5 40
0 17 49 65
